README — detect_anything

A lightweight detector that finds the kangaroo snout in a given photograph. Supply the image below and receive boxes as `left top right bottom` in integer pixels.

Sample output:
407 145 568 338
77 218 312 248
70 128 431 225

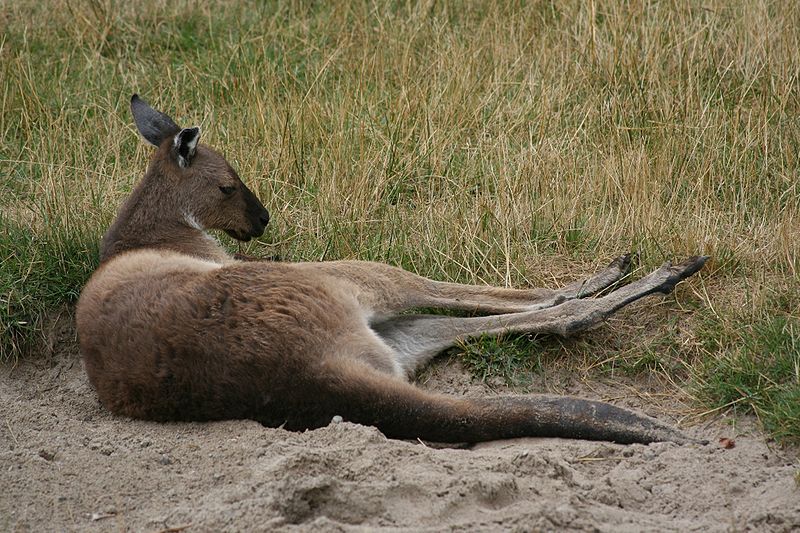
244 189 269 239
255 207 269 233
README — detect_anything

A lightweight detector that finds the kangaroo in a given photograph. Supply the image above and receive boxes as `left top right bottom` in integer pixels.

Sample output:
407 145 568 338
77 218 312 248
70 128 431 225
76 95 709 445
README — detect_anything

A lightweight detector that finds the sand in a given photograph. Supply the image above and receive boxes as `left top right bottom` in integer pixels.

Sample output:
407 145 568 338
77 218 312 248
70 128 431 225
2 319 798 532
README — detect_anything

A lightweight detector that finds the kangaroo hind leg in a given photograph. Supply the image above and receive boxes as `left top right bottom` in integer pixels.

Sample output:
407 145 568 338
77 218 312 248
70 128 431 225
419 253 635 314
330 325 406 379
295 253 633 319
373 256 708 376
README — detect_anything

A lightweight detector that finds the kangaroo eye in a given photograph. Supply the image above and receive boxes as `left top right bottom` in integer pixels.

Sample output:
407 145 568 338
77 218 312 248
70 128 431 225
219 185 235 195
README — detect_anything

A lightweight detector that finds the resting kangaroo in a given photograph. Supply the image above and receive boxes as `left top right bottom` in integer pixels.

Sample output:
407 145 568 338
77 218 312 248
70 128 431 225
76 95 709 445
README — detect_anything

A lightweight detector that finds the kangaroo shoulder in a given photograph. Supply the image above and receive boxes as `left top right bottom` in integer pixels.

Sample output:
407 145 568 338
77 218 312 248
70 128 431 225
84 249 224 294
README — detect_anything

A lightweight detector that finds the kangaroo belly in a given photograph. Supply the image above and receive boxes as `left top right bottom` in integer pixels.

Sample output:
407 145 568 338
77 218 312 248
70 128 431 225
76 250 355 422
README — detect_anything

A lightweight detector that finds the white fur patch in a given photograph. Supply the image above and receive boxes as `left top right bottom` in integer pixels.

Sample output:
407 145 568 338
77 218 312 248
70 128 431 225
186 128 200 151
174 126 201 168
183 211 204 231
183 210 222 250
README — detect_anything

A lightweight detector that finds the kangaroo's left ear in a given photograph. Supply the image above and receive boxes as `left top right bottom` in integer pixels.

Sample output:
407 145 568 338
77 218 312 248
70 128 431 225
131 94 181 147
174 126 201 168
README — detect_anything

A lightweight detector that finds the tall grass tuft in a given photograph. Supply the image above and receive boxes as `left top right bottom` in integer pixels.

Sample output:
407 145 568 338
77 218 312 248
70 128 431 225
694 293 800 442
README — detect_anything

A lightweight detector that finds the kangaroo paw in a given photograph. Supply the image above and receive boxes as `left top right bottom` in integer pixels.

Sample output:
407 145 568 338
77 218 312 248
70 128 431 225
565 252 636 299
654 255 709 295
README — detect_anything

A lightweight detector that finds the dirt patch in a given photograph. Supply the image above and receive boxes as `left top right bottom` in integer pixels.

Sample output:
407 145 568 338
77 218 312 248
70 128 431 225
1 327 798 532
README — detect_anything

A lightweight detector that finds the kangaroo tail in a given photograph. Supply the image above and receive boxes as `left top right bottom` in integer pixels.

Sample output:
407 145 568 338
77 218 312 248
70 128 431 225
277 361 701 445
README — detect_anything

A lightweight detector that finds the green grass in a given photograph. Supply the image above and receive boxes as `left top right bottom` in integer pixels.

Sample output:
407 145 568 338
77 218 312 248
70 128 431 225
459 334 545 387
694 301 800 442
1 0 799 440
1 215 97 357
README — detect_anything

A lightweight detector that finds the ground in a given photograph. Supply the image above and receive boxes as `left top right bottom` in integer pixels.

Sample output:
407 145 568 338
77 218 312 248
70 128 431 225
1 317 798 532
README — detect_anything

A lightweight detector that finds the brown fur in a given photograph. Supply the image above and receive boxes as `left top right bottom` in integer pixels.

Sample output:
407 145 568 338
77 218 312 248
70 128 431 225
76 96 709 445
100 137 267 263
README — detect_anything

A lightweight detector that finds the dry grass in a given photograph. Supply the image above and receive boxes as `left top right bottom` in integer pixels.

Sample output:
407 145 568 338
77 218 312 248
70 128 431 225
1 0 798 438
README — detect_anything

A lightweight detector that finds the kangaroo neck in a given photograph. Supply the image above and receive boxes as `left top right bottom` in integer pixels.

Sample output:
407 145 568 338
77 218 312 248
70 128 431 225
100 220 231 264
99 171 231 264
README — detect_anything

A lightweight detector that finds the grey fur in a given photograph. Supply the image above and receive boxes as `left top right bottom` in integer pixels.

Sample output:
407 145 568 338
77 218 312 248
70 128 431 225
130 94 180 147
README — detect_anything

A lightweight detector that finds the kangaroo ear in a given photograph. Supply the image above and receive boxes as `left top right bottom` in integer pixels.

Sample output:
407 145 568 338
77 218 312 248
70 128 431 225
173 127 201 168
130 94 180 147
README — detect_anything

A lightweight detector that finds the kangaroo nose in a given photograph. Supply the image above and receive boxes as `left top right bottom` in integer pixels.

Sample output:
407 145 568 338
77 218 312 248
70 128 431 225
259 211 270 227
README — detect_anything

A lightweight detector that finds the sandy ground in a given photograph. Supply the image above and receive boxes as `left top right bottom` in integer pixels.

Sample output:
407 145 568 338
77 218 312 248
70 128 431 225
2 318 798 532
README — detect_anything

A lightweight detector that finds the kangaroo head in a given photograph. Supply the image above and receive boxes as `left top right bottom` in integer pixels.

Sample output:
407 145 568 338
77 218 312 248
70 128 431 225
130 94 269 242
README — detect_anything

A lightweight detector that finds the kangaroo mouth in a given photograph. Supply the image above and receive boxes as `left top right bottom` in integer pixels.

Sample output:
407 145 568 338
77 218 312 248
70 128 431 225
225 229 252 242
225 225 266 242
